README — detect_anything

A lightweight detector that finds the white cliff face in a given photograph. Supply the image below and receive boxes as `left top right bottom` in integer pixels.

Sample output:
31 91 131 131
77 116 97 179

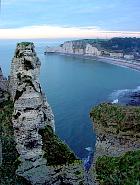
85 44 101 56
46 42 74 54
61 41 74 54
46 41 101 57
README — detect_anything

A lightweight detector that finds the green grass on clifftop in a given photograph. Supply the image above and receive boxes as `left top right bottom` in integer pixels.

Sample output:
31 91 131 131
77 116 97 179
96 150 140 185
90 103 140 137
17 42 33 47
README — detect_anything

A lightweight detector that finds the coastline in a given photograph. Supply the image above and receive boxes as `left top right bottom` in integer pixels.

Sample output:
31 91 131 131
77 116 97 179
45 52 140 72
97 56 140 72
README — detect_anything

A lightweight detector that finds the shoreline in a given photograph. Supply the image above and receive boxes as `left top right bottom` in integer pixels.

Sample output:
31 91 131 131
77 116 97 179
97 56 140 72
45 52 140 72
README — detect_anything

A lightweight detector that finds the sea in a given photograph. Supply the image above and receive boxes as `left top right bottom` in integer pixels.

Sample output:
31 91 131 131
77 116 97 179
0 39 140 158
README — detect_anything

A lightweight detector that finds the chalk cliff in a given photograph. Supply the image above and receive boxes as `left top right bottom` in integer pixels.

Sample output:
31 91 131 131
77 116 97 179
45 38 140 61
5 42 86 185
45 41 101 56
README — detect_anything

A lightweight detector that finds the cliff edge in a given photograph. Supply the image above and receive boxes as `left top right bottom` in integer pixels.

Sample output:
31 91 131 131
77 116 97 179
90 103 140 184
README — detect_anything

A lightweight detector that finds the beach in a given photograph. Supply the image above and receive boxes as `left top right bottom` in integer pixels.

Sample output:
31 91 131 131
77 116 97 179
97 56 140 72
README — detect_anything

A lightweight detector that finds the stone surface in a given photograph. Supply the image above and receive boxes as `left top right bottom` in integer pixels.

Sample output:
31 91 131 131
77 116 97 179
90 103 140 159
0 67 9 103
90 103 140 184
9 42 54 184
0 71 10 175
8 42 86 185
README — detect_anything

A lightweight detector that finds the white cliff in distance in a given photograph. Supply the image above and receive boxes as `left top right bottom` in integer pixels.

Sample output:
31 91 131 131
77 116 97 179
46 41 101 56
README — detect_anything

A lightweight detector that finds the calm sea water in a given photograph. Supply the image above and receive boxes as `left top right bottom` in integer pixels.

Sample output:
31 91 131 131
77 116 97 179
1 39 140 158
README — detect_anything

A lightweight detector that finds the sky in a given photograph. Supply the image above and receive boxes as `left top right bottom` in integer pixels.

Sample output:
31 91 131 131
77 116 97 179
0 0 140 39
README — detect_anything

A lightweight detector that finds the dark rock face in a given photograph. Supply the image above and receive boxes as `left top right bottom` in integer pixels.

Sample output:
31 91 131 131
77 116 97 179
0 67 9 103
118 90 140 106
127 91 140 106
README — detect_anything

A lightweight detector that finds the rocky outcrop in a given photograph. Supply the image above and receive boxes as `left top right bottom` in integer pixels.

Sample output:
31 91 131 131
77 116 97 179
8 42 54 184
0 67 8 166
90 103 140 184
0 67 9 103
90 103 140 159
0 72 9 168
8 42 86 185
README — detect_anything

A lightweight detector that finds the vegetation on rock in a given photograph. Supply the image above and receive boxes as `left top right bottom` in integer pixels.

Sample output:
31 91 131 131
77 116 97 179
96 150 140 185
71 37 140 54
17 42 33 47
39 126 78 166
91 102 140 185
90 103 140 137
0 100 30 185
100 37 140 53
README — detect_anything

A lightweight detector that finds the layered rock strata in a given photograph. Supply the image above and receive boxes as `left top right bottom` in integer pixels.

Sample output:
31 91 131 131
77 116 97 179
8 42 85 185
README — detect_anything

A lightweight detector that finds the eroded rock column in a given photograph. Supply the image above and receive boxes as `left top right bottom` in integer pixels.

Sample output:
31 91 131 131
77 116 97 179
9 42 55 184
9 42 86 185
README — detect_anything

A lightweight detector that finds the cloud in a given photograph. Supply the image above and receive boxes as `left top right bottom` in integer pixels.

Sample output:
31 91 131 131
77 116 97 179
0 25 140 39
0 0 140 32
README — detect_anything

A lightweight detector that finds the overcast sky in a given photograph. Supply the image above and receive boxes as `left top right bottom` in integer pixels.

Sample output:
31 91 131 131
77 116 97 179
0 0 140 39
